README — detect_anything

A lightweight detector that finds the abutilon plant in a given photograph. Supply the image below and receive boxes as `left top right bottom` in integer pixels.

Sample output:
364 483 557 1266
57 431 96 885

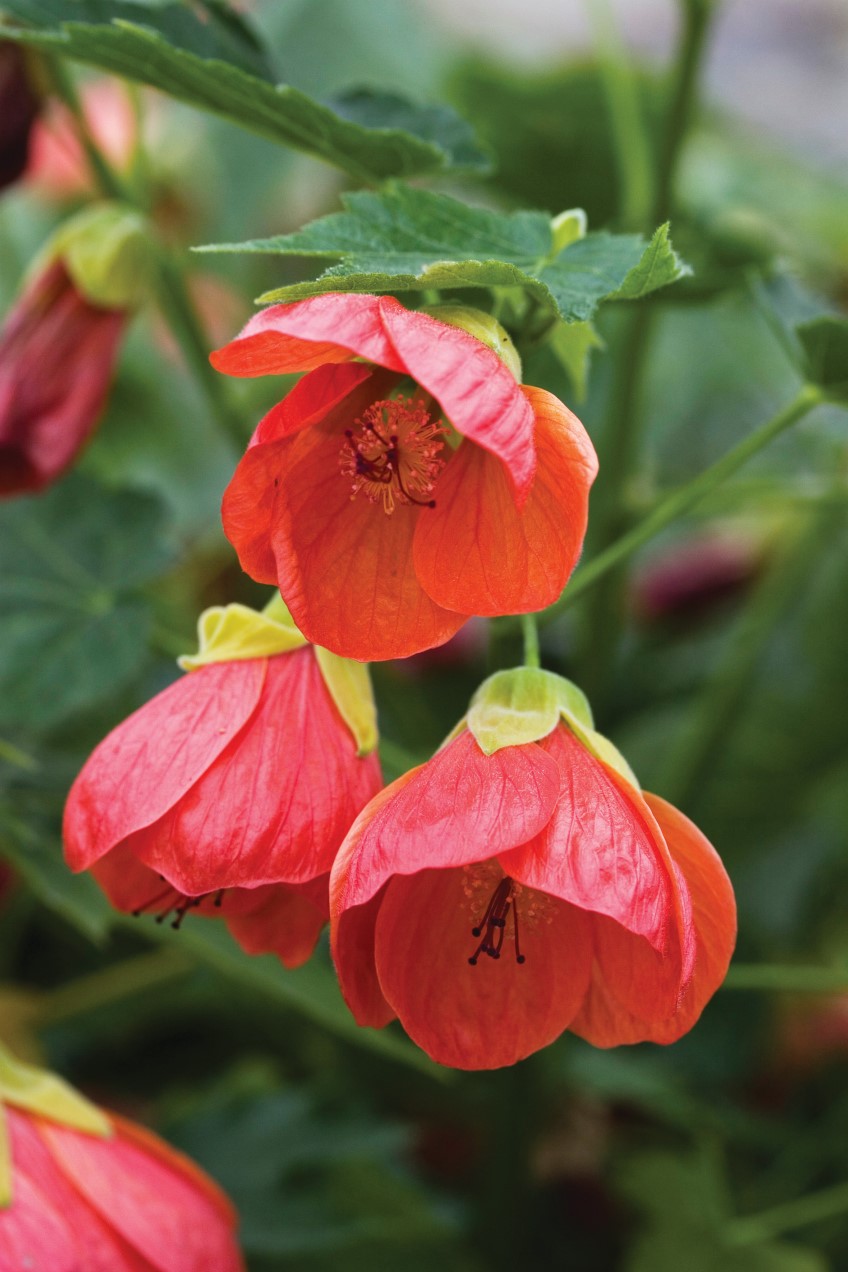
212 294 598 660
330 667 737 1070
0 1042 244 1271
63 596 383 967
0 202 151 497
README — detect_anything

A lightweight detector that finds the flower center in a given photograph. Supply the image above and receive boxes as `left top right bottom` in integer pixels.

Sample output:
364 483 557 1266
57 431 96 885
468 875 526 966
131 878 226 930
339 395 447 515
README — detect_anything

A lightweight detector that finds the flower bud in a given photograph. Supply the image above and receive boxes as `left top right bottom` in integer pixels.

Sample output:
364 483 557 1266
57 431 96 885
0 43 41 194
44 202 154 310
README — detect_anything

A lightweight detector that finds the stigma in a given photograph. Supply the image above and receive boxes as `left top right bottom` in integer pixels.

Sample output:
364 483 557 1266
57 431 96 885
468 876 526 966
339 394 447 515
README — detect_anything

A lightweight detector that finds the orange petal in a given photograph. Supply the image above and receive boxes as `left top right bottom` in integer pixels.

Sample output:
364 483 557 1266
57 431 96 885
374 865 594 1069
222 878 328 970
265 420 467 659
413 387 597 615
210 293 407 378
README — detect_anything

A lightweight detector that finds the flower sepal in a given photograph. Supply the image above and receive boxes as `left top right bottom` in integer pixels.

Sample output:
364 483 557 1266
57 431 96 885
314 648 378 757
177 594 308 671
421 304 522 382
0 1042 111 1207
466 666 640 789
35 202 154 310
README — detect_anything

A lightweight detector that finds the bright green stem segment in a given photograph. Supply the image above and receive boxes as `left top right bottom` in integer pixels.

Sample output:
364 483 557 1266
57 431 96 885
520 613 541 669
723 964 848 993
727 1181 848 1246
539 385 824 626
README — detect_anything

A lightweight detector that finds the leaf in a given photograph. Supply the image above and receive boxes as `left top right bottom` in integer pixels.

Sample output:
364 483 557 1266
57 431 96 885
2 1 486 181
0 475 174 731
796 316 848 402
201 185 689 323
549 319 604 399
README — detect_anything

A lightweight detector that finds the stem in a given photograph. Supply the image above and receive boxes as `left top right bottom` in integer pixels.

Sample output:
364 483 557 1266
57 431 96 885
652 0 714 227
585 0 653 228
41 948 193 1024
534 385 822 627
576 0 716 699
46 55 245 451
723 964 848 993
657 491 832 809
521 613 541 668
0 739 38 772
727 1181 848 1246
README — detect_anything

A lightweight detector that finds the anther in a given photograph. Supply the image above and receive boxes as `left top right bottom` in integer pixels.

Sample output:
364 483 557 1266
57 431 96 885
467 877 526 967
339 395 447 515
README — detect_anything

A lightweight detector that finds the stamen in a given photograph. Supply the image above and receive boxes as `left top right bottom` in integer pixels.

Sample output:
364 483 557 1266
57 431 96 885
131 883 227 929
340 395 447 515
468 876 526 966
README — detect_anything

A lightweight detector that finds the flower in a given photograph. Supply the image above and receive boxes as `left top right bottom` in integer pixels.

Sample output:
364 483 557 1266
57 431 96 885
330 668 736 1069
0 1044 244 1271
0 203 153 498
0 43 40 194
212 295 598 661
26 78 141 201
63 599 383 967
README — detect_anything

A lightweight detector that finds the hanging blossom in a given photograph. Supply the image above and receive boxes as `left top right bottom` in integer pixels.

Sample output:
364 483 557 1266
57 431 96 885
63 596 382 967
212 295 598 661
0 43 40 194
330 668 736 1070
0 203 151 497
0 1043 244 1271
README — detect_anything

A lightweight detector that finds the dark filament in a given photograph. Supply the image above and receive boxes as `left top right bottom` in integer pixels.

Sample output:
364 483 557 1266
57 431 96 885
132 876 226 930
468 876 525 966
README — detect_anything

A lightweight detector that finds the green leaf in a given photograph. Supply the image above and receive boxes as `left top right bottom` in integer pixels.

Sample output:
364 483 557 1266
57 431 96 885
0 475 174 731
549 319 604 399
796 316 848 402
0 814 115 942
2 1 486 181
202 185 688 323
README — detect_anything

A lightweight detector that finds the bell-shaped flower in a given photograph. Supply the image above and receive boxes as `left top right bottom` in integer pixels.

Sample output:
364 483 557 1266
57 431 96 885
0 1042 244 1271
64 597 383 967
0 203 152 497
212 296 598 660
330 668 736 1069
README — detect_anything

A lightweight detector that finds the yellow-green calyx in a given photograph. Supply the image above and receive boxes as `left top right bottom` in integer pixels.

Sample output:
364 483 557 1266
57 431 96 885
423 304 522 383
179 596 379 757
550 207 588 256
40 201 154 309
465 667 640 790
0 1042 111 1208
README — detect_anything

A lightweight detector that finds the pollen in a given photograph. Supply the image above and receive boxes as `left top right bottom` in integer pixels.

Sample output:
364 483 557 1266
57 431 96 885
339 394 447 514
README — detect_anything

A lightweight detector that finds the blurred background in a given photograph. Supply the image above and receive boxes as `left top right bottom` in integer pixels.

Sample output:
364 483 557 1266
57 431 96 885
1 1 847 1268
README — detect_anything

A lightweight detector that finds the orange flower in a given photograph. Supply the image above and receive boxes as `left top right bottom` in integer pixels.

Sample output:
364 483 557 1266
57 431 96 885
213 295 598 660
330 669 736 1069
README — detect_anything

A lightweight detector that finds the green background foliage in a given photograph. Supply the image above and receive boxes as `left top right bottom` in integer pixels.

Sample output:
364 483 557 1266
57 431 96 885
1 0 847 1269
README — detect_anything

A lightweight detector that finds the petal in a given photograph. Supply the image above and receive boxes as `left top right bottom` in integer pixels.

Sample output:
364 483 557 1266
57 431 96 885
642 792 737 1040
38 1118 243 1272
250 361 375 446
127 650 383 893
332 732 562 912
500 726 676 951
210 293 406 378
263 419 466 660
63 661 266 872
413 388 596 615
378 301 537 501
222 878 329 969
374 865 594 1069
2 1109 143 1272
222 365 397 589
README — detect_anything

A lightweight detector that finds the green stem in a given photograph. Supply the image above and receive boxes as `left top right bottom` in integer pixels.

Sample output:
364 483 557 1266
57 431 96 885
652 0 714 226
534 384 822 627
0 740 37 772
727 1181 848 1246
657 489 832 809
586 0 653 228
576 0 716 700
46 55 245 451
521 613 541 668
41 948 194 1024
723 964 848 993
